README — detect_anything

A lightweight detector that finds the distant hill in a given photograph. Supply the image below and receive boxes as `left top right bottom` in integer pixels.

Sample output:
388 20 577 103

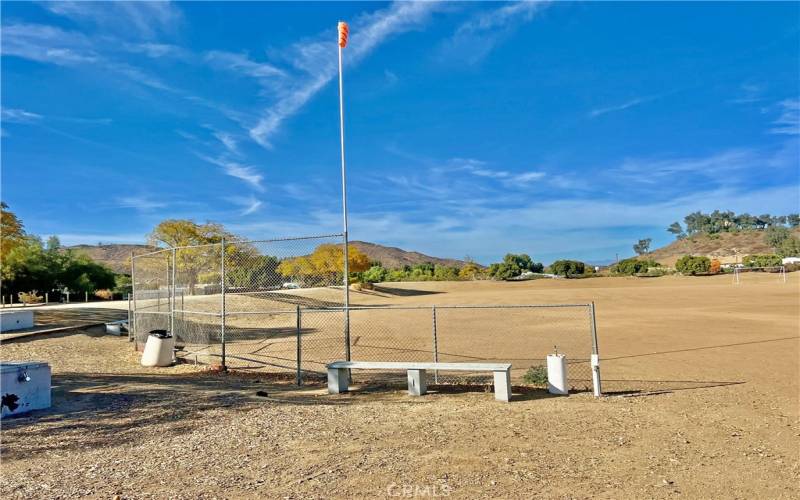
349 241 471 269
67 241 471 274
648 228 800 267
67 244 157 274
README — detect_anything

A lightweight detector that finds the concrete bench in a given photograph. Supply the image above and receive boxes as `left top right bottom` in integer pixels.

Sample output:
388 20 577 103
326 361 513 402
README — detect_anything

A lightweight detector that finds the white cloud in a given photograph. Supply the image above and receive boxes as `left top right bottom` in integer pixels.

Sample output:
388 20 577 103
205 51 285 80
249 1 439 148
440 1 548 65
589 95 658 118
1 108 43 123
45 1 182 39
770 98 800 135
213 131 240 156
0 23 98 65
116 195 168 212
198 154 265 191
227 196 263 216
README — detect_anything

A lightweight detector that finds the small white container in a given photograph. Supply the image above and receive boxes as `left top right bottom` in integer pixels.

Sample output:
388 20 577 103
1 361 51 418
546 354 568 395
141 331 175 367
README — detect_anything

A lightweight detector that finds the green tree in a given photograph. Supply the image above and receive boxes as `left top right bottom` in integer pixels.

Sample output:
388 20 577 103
742 254 782 267
667 222 686 240
764 227 791 250
788 214 800 228
675 255 711 275
632 238 652 256
777 237 800 258
550 260 586 277
612 258 661 276
362 265 389 283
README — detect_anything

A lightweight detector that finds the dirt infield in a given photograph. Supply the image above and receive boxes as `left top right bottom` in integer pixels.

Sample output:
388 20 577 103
1 274 798 498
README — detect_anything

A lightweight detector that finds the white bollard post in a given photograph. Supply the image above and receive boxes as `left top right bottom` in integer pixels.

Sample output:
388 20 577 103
45 292 49 304
546 354 568 395
591 354 602 397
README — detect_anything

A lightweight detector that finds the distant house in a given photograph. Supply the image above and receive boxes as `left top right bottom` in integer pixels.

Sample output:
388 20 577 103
782 257 800 265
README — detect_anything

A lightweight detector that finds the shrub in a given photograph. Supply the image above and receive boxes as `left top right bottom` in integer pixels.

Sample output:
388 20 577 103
709 259 722 274
742 254 782 268
675 255 711 275
362 265 389 283
522 365 548 386
94 289 114 300
550 260 586 277
17 290 43 304
613 258 661 276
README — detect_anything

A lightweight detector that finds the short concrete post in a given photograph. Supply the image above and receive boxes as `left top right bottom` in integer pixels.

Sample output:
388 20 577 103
45 292 49 304
85 291 89 302
327 367 349 394
407 369 427 396
493 369 511 402
66 291 69 303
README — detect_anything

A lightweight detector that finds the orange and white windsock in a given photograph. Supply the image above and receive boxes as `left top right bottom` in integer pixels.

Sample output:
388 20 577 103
338 21 349 48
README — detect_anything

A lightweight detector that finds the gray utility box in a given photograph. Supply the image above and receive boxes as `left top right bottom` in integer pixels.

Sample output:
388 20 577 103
1 361 52 418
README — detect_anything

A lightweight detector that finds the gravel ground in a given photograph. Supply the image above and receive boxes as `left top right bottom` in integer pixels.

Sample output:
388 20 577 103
1 276 798 498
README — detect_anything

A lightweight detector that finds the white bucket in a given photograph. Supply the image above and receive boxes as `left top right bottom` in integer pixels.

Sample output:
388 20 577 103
141 331 175 367
546 354 568 395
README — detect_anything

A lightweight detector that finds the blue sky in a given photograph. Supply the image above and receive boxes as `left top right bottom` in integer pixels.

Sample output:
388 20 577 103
2 1 799 264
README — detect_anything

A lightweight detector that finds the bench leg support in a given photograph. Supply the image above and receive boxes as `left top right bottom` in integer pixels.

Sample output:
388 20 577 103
407 369 427 396
493 369 511 402
328 367 349 394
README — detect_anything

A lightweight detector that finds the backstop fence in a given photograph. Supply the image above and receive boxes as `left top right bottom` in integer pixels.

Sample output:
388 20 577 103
132 235 601 392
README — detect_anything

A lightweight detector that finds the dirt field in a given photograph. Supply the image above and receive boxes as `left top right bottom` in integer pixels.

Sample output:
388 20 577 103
1 274 798 498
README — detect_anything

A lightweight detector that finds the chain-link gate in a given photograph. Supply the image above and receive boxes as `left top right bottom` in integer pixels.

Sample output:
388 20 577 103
132 235 601 393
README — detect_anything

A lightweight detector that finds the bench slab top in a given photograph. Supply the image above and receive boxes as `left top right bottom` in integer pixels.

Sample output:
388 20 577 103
327 361 511 371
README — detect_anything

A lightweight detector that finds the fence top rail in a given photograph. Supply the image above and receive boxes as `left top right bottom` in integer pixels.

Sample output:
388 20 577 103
302 303 592 312
133 248 173 258
136 233 346 253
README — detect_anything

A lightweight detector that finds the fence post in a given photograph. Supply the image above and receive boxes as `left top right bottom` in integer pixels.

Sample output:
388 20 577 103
130 251 136 344
296 305 302 386
127 293 133 342
220 239 227 370
45 292 48 304
170 248 176 337
432 305 439 384
85 291 89 303
589 302 602 397
11 293 14 306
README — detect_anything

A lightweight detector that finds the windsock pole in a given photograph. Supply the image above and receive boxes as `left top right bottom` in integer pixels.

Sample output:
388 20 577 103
338 21 351 362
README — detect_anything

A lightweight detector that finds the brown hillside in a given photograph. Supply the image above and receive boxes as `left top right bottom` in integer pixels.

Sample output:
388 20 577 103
649 229 800 267
67 241 469 274
67 244 158 274
349 241 470 269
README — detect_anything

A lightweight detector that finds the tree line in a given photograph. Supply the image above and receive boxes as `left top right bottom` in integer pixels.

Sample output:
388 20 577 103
668 211 800 239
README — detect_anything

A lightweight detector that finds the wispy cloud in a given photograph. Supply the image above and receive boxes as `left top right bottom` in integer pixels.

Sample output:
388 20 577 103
116 195 168 212
249 1 439 148
227 196 263 216
197 154 264 191
770 98 800 135
729 83 765 104
205 51 285 80
45 1 182 39
2 108 43 123
1 23 173 91
439 1 548 65
449 158 546 184
589 95 658 118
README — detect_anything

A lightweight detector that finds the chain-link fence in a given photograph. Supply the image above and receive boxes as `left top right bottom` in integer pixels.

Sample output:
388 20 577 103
132 235 600 392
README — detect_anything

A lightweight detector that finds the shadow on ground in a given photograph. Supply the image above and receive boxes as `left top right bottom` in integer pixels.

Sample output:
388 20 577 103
0 371 347 460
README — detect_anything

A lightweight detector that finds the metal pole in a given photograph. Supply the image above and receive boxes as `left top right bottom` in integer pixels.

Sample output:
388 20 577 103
296 305 302 386
220 239 227 370
170 249 176 336
589 302 602 397
338 36 351 363
130 251 136 343
432 305 439 384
